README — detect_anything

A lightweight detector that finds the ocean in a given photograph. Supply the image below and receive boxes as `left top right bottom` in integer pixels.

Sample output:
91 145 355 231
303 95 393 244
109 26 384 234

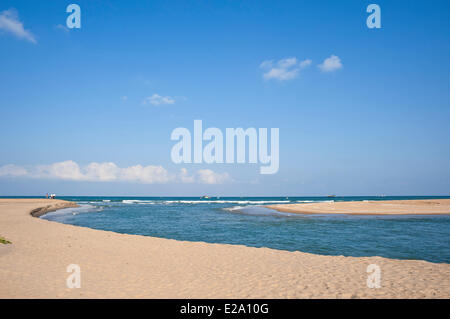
36 196 450 263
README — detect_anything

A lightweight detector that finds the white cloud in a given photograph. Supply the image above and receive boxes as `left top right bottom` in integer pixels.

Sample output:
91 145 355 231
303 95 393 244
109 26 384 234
0 9 36 43
179 168 195 183
299 59 312 68
196 169 231 184
318 55 343 72
259 60 273 69
38 160 173 183
0 164 27 177
260 57 311 81
119 164 172 183
143 94 175 106
84 162 119 181
36 160 85 180
0 161 232 185
177 168 231 184
0 160 172 184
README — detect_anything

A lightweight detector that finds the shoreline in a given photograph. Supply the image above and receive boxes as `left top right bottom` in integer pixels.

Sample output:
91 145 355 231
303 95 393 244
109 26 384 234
266 199 450 215
1 198 449 298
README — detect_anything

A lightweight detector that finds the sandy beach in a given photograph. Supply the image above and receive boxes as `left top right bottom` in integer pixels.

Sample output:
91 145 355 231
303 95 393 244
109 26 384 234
0 198 449 298
266 199 450 215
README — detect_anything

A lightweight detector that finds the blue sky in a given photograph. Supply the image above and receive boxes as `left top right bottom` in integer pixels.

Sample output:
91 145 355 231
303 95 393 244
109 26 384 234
0 0 449 196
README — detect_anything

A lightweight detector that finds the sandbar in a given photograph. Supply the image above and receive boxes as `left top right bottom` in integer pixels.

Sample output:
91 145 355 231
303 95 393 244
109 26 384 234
266 199 450 215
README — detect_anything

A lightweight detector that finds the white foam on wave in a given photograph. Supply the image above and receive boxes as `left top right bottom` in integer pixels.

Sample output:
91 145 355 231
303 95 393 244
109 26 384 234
223 205 247 211
41 204 103 218
296 200 335 203
120 199 336 206
120 199 294 205
122 200 155 204
223 205 296 217
163 200 291 204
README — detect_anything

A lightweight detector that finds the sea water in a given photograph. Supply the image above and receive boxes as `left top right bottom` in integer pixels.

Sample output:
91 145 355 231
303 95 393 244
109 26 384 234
35 196 450 263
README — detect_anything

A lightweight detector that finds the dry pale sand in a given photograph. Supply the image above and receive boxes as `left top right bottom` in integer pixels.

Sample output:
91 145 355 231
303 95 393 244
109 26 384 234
0 199 449 299
267 199 450 215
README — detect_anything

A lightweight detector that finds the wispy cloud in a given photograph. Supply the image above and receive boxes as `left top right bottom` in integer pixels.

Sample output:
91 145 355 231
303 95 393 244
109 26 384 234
299 59 312 68
55 24 70 33
0 161 232 185
260 57 311 81
318 55 343 72
0 9 36 43
0 164 27 177
143 94 176 106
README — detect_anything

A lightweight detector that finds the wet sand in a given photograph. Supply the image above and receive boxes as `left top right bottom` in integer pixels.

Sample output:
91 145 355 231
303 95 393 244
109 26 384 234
0 199 449 298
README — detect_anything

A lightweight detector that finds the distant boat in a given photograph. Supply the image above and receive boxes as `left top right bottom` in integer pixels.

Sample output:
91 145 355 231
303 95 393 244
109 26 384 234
201 196 210 199
327 195 336 198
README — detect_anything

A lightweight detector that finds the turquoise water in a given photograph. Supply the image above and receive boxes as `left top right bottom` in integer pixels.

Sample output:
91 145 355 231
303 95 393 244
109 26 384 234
37 196 450 263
